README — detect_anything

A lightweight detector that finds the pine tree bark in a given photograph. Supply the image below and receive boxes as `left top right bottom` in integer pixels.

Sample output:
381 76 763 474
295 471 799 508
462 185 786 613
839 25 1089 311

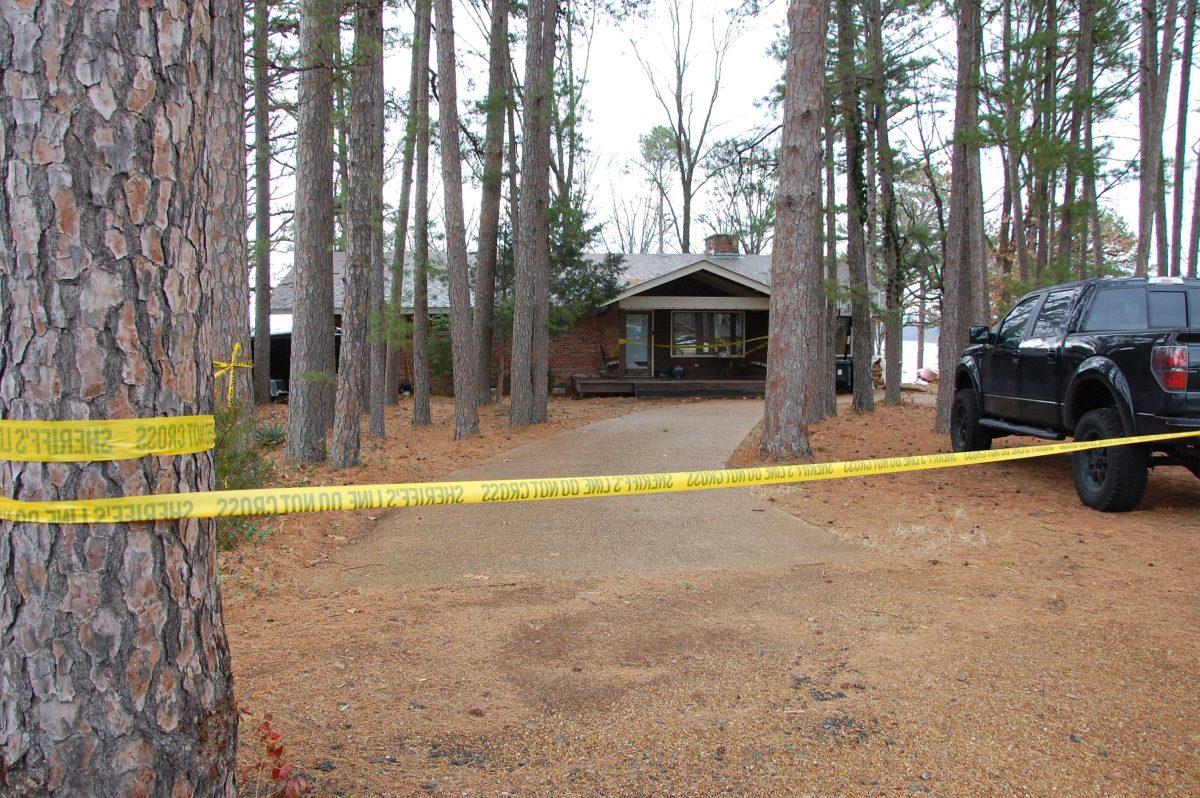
433 0 481 439
384 6 424 405
1172 0 1197 275
1003 0 1030 282
1077 0 1099 278
936 0 985 433
1059 0 1091 279
866 0 903 405
411 0 434 427
823 112 839 419
331 0 384 467
367 70 387 437
474 0 511 407
510 0 559 427
836 0 875 414
1 1 237 791
209 0 254 412
1137 0 1181 275
253 0 274 405
761 0 831 458
1189 144 1200 276
287 0 338 461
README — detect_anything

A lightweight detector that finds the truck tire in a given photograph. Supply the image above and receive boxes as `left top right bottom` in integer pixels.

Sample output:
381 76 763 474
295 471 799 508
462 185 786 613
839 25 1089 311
950 388 992 452
1071 407 1149 512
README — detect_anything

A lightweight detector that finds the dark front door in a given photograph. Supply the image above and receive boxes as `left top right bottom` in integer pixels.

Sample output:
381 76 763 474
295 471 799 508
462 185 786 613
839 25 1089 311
1019 287 1079 426
624 312 651 377
982 293 1041 420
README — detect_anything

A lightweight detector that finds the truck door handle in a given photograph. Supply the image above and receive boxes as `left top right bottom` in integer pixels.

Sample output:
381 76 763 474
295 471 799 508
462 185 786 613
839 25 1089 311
1046 351 1058 361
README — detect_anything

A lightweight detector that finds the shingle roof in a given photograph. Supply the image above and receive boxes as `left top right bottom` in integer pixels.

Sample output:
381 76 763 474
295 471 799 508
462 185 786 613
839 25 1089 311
270 251 451 315
269 251 861 314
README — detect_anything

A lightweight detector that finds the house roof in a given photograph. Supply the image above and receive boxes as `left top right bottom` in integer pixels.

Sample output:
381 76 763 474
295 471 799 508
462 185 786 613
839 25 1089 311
269 251 863 315
604 258 772 306
270 250 451 315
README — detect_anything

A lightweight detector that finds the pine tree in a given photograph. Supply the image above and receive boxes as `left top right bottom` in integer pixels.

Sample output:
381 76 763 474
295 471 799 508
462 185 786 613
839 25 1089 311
287 0 338 462
1 1 237 789
433 0 481 439
761 0 832 458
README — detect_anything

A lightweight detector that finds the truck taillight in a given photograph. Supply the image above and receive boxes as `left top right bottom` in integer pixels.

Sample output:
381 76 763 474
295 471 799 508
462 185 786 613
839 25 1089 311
1152 345 1189 392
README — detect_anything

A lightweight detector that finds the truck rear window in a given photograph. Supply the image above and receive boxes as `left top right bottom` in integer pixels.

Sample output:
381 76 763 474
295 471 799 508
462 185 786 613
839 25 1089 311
1082 287 1147 331
1148 291 1187 327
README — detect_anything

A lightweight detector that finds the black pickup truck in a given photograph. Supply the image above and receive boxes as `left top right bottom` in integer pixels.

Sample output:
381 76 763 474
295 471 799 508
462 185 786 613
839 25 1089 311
951 276 1200 511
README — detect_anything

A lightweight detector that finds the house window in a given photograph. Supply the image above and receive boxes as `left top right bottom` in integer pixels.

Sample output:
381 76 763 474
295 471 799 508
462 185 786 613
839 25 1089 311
670 311 745 357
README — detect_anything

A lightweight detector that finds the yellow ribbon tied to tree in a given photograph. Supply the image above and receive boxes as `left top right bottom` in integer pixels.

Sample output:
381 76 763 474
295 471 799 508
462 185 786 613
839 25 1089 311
213 342 253 407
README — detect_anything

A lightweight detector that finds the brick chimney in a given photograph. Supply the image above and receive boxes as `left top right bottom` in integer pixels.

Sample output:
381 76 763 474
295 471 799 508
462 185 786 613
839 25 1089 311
704 233 738 255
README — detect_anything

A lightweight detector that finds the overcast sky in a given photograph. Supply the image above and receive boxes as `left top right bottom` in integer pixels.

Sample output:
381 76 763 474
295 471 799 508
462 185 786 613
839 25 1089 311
265 0 1195 297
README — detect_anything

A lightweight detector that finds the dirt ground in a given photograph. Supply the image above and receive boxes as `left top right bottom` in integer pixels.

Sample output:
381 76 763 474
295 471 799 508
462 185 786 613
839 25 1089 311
226 396 1200 797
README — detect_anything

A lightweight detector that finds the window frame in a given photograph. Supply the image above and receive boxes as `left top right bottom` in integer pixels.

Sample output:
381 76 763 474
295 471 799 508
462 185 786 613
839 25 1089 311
669 309 746 358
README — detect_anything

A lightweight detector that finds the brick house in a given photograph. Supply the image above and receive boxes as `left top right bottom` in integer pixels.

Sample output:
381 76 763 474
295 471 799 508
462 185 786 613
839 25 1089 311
269 234 869 397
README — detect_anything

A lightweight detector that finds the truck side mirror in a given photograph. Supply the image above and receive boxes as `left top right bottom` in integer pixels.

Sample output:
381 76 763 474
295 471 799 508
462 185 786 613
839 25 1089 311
969 325 991 345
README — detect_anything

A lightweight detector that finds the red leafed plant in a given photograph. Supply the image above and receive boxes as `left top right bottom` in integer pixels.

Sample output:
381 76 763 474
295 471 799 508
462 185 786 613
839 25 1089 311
239 707 310 798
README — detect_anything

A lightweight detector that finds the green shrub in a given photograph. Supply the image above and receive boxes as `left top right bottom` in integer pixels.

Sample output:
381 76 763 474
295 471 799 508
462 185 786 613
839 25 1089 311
255 423 285 448
214 401 274 551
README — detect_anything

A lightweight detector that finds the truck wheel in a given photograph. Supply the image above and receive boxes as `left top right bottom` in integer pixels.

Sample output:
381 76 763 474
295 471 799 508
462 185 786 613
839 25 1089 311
1071 407 1148 512
950 388 992 452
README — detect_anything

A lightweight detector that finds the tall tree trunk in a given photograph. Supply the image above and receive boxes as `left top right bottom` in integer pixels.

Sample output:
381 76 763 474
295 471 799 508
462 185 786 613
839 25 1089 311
823 111 840 419
510 0 559 428
253 0 274 405
1004 0 1030 282
1156 158 1171 274
209 0 254 411
917 276 927 371
385 6 424 405
434 0 481 439
367 61 387 437
331 0 384 467
474 0 511 406
1138 0 1181 275
530 2 559 424
1172 0 1197 275
411 0 433 427
1059 0 1091 279
936 0 984 433
762 0 832 458
867 0 903 405
1190 138 1200 276
287 0 338 461
1085 76 1104 275
335 66 349 248
1 0 237 791
837 0 875 414
1043 0 1059 273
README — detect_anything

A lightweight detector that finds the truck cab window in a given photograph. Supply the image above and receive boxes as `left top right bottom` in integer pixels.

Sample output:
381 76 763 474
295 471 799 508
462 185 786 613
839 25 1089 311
996 295 1040 349
1031 289 1078 338
1082 287 1147 332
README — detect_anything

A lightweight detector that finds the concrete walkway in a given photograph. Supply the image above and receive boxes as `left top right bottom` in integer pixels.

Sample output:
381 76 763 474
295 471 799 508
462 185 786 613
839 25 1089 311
315 400 855 590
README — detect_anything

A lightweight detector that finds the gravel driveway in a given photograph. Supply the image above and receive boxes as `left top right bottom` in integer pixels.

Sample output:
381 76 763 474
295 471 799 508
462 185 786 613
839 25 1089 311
315 399 854 589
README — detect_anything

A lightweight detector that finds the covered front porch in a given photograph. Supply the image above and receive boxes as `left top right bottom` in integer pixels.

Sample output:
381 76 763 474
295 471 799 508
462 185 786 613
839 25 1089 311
574 259 771 397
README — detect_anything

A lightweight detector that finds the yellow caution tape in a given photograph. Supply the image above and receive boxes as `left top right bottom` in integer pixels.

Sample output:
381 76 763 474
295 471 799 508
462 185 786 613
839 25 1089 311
1 429 1197 524
0 416 215 463
213 342 253 407
616 335 770 351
